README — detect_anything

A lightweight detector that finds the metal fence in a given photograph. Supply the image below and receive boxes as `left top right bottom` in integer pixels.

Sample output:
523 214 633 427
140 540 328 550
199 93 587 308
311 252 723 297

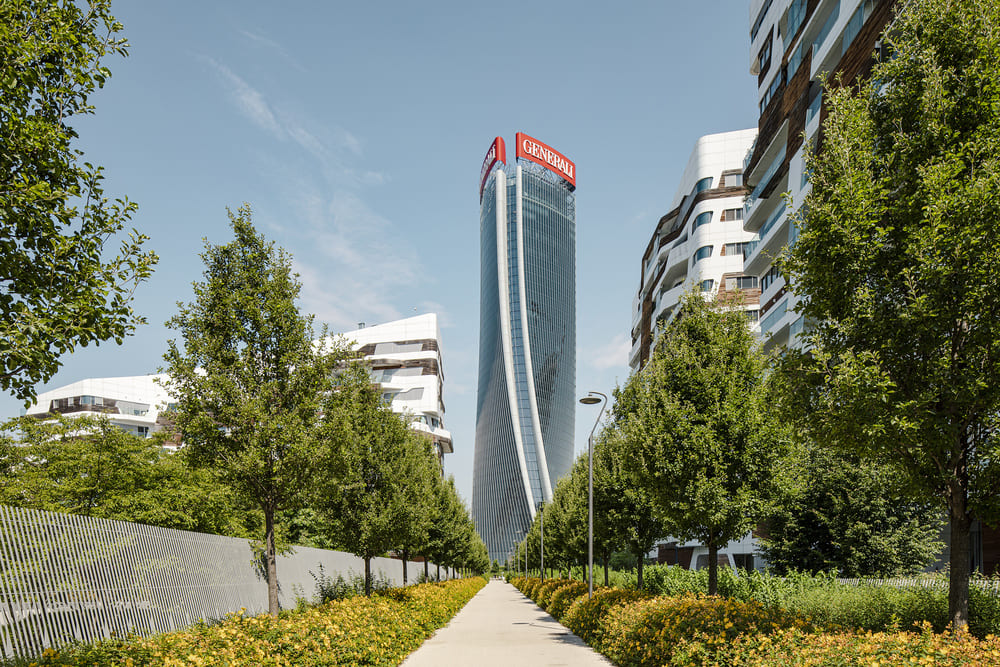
837 577 1000 595
0 505 447 660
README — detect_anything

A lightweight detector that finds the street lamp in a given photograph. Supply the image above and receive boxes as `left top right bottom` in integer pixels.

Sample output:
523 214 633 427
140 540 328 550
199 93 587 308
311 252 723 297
515 529 524 577
538 500 545 582
580 391 607 598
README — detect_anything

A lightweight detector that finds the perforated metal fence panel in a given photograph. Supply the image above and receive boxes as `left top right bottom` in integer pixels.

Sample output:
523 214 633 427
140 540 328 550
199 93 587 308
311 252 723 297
0 505 448 659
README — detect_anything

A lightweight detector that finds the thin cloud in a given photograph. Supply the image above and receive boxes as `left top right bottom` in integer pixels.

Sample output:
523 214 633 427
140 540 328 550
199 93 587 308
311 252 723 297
589 333 631 371
239 29 306 72
203 56 283 137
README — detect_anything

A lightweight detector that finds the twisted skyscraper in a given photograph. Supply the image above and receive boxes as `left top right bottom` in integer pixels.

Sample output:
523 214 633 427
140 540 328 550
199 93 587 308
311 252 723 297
472 133 576 563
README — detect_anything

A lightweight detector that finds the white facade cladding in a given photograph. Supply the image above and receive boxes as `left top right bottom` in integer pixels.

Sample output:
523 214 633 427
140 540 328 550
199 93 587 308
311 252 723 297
473 135 576 564
26 314 452 461
630 129 759 372
26 374 177 447
337 313 452 466
744 0 894 352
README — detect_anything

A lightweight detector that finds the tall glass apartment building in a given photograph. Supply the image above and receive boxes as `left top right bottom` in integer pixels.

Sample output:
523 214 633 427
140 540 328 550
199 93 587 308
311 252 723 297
472 134 576 563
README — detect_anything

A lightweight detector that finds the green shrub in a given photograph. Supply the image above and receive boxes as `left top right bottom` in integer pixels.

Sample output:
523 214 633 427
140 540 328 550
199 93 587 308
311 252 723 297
561 587 653 647
547 581 588 620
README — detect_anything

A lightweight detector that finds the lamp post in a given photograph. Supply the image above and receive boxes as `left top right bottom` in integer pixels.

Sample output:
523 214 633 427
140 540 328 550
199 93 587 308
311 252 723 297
579 391 607 599
540 502 545 581
515 529 524 577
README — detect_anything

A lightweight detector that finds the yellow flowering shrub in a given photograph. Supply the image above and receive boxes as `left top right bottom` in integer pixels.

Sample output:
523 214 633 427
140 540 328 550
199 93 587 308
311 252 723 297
535 578 572 610
723 623 1000 666
561 587 654 647
599 593 817 667
17 578 484 667
547 581 588 621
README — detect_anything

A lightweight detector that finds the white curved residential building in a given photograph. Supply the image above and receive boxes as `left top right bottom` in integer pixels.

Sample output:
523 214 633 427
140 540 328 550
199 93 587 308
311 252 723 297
339 314 453 467
630 129 759 372
26 374 178 447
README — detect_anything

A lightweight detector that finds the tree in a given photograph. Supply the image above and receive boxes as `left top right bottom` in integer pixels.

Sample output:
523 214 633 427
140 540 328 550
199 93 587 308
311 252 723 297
777 0 1000 630
392 434 438 585
759 440 943 577
315 362 416 595
0 0 157 403
163 206 342 615
594 425 665 590
425 475 474 581
541 458 588 577
0 415 249 535
616 291 784 595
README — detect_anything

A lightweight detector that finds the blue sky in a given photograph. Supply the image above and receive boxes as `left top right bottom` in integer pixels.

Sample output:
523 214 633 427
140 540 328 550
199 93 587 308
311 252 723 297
4 1 759 503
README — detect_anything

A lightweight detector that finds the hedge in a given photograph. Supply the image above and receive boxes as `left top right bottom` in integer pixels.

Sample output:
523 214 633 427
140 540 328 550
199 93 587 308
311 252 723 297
11 578 484 667
513 574 1000 666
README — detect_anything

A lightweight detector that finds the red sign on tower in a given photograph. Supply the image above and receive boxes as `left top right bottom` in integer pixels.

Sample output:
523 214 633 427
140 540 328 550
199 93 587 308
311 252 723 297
515 132 576 189
479 137 506 200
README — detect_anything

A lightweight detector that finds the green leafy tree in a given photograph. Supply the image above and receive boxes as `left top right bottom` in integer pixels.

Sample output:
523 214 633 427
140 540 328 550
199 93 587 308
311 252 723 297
0 415 248 535
425 476 474 581
759 441 943 576
542 458 588 576
593 425 665 590
315 362 416 595
0 0 157 403
163 206 342 615
392 434 438 585
617 291 784 595
777 0 1000 630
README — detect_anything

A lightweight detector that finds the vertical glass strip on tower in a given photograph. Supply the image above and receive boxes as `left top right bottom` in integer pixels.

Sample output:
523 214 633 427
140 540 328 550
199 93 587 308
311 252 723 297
472 138 576 564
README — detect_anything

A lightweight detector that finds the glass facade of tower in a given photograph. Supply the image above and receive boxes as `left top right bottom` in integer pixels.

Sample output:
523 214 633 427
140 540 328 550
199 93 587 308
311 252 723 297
472 155 576 564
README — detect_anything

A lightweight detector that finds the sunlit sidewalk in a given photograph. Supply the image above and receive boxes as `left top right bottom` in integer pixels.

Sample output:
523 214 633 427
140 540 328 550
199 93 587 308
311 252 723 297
401 579 613 667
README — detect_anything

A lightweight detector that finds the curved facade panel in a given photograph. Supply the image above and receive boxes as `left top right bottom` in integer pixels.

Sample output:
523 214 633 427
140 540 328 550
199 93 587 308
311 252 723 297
472 136 576 563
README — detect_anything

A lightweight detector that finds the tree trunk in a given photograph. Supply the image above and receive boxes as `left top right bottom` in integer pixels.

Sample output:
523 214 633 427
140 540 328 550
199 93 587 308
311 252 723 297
708 541 719 596
436 562 440 581
948 483 972 632
364 556 372 597
424 558 429 582
265 506 279 615
636 553 644 591
402 549 409 586
603 548 609 587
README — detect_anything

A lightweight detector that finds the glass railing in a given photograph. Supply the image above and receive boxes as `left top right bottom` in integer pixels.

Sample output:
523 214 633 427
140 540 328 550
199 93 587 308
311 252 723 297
745 149 786 220
759 297 788 335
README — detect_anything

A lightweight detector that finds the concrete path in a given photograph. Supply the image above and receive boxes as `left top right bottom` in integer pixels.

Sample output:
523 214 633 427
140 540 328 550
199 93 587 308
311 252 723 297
401 579 613 667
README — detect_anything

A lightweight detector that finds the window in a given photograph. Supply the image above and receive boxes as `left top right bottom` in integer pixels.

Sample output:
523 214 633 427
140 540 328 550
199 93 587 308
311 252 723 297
721 208 743 222
374 342 424 354
728 275 759 290
786 0 807 38
733 553 755 572
693 211 713 230
757 35 773 76
759 69 784 114
395 388 424 400
843 0 876 55
693 246 713 264
745 309 760 323
699 279 715 292
672 279 684 289
761 264 783 291
750 0 773 41
721 172 743 187
723 242 754 258
693 177 713 194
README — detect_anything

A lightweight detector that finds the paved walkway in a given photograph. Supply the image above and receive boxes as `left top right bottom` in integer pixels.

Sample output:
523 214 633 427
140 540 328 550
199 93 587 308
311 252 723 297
401 579 613 666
